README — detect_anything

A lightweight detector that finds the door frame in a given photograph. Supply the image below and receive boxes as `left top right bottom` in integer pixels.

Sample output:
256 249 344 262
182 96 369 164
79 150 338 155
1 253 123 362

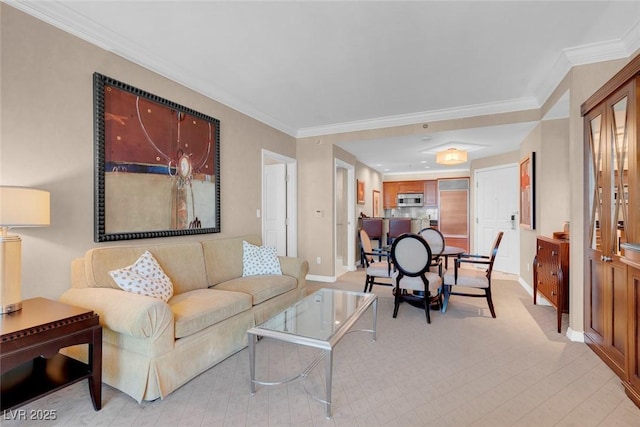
335 159 356 273
262 149 297 256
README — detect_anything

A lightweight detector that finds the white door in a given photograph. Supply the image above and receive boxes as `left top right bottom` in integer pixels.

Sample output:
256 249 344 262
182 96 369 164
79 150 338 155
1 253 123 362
335 159 356 276
264 163 287 255
475 164 519 274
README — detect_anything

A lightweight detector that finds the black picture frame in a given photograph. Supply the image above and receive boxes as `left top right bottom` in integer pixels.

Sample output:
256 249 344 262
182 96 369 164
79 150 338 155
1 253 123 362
93 73 221 242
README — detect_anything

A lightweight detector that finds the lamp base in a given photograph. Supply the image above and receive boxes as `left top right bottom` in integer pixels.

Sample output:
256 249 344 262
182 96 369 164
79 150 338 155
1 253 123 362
1 300 22 314
1 232 23 315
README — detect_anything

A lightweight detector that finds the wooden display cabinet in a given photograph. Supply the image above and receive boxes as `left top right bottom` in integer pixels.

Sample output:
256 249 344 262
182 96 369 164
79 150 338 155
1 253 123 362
582 53 640 406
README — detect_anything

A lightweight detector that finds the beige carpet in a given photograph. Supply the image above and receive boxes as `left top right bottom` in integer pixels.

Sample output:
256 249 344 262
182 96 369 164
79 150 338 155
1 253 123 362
3 269 640 426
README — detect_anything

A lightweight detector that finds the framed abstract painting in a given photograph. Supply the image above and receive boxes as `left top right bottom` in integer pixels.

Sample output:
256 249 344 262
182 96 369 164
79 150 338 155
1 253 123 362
93 73 221 242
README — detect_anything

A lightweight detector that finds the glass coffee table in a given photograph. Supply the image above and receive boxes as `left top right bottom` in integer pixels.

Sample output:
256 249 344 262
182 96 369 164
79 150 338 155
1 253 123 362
248 288 377 418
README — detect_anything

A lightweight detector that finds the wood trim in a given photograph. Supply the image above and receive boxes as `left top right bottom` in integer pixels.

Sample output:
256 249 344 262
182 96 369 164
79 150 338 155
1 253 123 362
581 54 640 116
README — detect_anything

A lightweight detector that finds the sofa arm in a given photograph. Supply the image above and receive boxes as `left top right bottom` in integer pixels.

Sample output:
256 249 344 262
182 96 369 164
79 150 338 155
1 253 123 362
60 288 174 340
278 256 309 289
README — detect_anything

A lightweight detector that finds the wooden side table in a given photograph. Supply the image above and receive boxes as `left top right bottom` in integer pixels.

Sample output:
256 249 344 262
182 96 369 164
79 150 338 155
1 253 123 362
0 297 102 412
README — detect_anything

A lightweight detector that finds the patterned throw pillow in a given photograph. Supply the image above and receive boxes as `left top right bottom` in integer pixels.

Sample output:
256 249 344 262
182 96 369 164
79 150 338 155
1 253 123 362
242 241 282 277
109 251 174 302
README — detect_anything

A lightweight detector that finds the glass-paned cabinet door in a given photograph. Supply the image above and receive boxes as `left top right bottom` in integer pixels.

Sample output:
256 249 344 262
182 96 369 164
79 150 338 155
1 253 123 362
610 95 629 256
588 113 604 252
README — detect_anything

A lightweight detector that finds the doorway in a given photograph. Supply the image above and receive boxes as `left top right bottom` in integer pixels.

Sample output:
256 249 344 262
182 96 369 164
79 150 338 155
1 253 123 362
475 164 519 274
262 150 297 257
335 159 355 277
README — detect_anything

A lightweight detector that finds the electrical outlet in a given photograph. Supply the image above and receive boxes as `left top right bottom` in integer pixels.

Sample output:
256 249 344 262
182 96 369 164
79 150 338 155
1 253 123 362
316 257 321 264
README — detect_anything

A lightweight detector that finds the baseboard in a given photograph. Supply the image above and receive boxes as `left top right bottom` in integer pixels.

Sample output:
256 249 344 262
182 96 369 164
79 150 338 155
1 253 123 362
566 327 585 342
517 276 551 306
306 274 337 283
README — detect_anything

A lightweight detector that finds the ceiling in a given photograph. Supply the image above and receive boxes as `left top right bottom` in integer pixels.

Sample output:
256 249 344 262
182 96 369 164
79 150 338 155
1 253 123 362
10 1 640 174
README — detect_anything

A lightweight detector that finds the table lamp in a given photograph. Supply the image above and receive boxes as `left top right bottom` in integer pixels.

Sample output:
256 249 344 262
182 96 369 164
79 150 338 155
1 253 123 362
0 186 50 314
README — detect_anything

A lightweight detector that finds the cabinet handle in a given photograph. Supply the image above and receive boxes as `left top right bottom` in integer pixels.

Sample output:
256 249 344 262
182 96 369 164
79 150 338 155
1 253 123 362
551 251 557 256
551 272 557 276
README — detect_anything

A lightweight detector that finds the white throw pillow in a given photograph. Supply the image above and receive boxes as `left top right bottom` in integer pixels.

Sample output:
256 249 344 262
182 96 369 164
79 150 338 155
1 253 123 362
109 250 174 302
242 241 282 277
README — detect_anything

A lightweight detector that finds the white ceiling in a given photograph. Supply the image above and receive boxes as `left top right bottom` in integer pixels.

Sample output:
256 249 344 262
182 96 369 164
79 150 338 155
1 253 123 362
9 1 640 174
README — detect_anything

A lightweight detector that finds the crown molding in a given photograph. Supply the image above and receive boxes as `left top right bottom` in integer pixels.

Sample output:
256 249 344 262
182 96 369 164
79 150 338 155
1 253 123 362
296 97 539 138
5 0 299 137
534 19 640 107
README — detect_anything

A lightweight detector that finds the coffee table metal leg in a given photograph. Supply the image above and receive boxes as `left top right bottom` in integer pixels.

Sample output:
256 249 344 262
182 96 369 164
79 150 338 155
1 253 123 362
372 298 378 341
248 333 257 394
325 349 333 419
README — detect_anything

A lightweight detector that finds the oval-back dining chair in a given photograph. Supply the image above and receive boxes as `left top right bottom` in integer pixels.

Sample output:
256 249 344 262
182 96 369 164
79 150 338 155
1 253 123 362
390 233 443 323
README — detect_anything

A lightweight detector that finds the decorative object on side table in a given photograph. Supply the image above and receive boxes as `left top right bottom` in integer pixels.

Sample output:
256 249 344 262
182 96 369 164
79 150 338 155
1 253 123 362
0 186 50 314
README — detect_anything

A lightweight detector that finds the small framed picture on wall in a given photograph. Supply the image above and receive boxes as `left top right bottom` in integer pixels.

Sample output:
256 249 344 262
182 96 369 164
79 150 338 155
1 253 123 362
519 152 535 229
357 179 365 204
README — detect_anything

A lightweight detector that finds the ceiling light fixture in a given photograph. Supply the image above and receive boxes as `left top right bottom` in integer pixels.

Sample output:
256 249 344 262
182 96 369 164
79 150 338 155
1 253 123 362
436 148 467 165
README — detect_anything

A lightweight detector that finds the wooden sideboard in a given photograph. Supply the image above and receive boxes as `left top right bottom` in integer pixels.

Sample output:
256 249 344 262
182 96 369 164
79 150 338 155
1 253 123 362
533 236 569 333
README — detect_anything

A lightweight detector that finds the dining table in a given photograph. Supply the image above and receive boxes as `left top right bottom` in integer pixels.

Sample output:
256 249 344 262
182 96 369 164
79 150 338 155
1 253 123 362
440 245 466 269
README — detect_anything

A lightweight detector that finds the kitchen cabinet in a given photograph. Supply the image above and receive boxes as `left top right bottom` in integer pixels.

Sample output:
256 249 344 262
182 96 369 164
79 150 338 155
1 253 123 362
582 54 640 406
397 181 423 193
424 180 437 206
533 236 569 333
383 182 399 209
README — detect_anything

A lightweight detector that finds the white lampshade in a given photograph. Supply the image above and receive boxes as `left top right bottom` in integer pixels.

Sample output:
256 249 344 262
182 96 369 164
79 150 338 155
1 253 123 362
0 186 50 227
0 186 50 314
436 148 468 165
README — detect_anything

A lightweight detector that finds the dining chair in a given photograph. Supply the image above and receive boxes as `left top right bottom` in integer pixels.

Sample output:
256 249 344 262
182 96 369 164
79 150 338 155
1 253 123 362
361 217 384 264
443 231 504 317
419 227 445 265
390 233 443 323
386 218 412 245
359 228 393 292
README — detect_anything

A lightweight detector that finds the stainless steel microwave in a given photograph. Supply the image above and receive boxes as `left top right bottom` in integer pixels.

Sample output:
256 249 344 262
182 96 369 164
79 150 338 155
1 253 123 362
397 193 424 207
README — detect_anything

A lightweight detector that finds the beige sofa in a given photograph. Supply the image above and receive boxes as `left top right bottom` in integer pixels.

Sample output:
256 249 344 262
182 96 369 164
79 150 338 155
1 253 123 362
60 234 308 403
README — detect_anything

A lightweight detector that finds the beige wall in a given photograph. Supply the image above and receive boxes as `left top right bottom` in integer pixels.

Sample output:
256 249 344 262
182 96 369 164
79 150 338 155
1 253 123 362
0 5 296 300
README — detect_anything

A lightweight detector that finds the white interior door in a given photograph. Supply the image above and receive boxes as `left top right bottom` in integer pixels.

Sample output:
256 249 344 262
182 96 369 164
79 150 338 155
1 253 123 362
264 163 287 255
475 164 519 274
335 159 355 276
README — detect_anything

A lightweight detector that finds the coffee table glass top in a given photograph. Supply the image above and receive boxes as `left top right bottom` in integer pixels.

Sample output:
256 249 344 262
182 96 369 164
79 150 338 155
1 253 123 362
252 288 376 343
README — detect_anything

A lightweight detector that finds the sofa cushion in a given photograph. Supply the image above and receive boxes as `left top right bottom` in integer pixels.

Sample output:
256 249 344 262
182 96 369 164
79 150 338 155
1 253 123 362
201 234 262 286
169 289 252 339
213 275 296 305
84 242 208 295
109 251 174 302
242 241 282 276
